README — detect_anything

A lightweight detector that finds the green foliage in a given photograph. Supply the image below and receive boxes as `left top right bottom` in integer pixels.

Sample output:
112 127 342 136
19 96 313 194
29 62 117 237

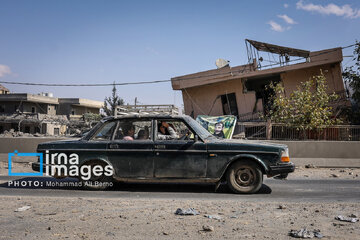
103 84 125 116
267 71 341 130
83 113 102 122
343 41 360 108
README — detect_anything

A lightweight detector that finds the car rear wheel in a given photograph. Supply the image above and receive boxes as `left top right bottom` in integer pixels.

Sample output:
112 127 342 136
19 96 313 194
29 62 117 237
80 161 113 190
226 160 263 194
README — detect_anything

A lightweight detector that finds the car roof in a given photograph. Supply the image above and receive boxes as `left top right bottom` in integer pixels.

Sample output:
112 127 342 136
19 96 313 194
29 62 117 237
102 114 188 122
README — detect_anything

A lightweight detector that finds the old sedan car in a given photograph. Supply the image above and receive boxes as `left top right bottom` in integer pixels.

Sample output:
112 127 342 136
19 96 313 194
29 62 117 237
32 115 295 194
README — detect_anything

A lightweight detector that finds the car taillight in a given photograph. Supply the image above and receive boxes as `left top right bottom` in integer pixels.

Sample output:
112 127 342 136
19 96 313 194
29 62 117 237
281 148 290 162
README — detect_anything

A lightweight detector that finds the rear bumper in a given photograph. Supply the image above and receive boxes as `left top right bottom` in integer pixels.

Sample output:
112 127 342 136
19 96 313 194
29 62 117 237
32 162 48 172
268 162 295 176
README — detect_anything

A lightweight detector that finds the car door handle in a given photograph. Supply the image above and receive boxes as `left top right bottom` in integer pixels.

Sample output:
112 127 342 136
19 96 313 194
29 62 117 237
109 144 119 149
155 145 166 149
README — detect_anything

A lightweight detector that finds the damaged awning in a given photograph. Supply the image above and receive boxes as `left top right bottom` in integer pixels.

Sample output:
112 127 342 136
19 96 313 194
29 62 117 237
246 39 310 58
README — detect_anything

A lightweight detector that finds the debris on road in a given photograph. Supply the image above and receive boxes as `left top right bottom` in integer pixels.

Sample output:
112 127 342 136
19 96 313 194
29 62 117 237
278 205 286 209
335 215 359 223
305 164 316 169
35 212 57 216
174 208 199 216
330 174 339 178
202 225 214 232
204 214 221 220
289 228 323 238
14 206 31 212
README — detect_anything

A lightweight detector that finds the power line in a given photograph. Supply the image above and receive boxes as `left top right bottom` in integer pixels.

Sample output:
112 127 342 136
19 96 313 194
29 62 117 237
0 43 358 88
0 79 170 87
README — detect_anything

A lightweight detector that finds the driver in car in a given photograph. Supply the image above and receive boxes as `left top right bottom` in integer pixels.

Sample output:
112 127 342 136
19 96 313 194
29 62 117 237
157 121 179 140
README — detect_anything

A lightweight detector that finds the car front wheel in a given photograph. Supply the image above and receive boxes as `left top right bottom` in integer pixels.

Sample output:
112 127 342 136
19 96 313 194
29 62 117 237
226 160 263 194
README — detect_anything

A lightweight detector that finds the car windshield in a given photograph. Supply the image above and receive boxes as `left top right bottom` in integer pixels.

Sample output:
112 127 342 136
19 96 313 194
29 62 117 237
81 120 105 140
184 116 216 140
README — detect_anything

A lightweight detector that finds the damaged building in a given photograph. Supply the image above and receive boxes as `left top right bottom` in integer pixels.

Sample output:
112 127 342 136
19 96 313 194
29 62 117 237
57 98 103 120
171 39 350 121
0 89 103 135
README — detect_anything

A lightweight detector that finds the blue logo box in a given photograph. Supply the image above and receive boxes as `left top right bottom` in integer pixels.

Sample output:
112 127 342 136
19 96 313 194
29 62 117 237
8 150 43 176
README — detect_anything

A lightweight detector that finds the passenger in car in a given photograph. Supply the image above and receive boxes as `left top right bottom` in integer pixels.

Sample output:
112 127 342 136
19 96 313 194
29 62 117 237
122 123 135 141
157 121 179 140
137 126 150 140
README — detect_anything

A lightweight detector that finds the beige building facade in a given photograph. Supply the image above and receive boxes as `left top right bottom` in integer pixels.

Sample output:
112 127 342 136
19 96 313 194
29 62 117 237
172 43 348 120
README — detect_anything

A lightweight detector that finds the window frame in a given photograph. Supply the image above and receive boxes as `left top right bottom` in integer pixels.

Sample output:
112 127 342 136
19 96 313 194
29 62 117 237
90 120 118 141
220 92 239 116
154 118 198 142
111 119 154 142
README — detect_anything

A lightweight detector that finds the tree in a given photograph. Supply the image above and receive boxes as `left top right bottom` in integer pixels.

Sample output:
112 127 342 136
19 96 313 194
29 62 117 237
342 41 360 110
266 71 341 131
103 84 125 116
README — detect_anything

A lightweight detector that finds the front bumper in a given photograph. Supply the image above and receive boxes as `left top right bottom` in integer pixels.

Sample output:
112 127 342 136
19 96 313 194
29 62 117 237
268 162 295 177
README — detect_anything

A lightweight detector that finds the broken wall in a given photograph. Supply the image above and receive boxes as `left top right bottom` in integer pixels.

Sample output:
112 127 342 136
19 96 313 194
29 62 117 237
181 79 256 118
281 63 345 96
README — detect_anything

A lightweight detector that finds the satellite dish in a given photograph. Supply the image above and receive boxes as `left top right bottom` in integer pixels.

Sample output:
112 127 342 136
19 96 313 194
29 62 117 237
215 58 230 69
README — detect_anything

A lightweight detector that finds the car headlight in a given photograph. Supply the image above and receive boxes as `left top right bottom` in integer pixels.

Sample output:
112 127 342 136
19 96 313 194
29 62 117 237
281 148 290 163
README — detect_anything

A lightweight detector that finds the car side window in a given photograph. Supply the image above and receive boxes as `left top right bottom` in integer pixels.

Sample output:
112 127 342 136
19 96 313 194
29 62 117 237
91 121 117 141
156 120 195 141
114 120 152 141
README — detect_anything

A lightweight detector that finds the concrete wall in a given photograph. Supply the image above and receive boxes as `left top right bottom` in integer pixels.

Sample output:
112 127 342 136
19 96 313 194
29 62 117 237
182 79 256 117
269 140 360 168
0 101 56 115
43 123 67 135
0 137 71 153
281 63 345 96
58 103 99 116
268 141 360 159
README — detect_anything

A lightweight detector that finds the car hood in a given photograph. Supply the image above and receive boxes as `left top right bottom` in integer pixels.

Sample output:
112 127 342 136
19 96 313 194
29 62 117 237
223 139 288 149
206 138 288 153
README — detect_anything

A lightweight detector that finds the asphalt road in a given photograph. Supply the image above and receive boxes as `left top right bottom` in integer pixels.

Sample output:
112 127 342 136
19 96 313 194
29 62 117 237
0 176 359 203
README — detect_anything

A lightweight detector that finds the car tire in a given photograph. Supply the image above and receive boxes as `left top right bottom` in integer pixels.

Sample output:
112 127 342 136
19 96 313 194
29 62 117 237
226 160 263 194
80 161 113 191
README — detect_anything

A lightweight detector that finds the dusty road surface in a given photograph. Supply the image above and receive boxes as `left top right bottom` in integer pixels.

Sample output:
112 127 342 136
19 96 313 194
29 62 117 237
1 156 360 239
0 169 359 239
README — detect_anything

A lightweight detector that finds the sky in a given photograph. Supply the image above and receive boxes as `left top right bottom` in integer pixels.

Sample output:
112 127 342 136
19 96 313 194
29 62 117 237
0 0 359 107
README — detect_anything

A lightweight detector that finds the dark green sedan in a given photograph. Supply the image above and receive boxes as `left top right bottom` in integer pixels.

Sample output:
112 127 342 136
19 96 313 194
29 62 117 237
32 115 295 194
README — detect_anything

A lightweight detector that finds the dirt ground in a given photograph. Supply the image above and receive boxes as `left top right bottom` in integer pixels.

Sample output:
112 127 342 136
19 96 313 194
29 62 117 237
1 156 359 239
0 196 359 240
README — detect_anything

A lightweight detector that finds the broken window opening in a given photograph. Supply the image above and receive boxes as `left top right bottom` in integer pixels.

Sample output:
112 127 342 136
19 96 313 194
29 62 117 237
243 75 281 116
11 123 18 132
220 93 239 117
24 126 30 133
